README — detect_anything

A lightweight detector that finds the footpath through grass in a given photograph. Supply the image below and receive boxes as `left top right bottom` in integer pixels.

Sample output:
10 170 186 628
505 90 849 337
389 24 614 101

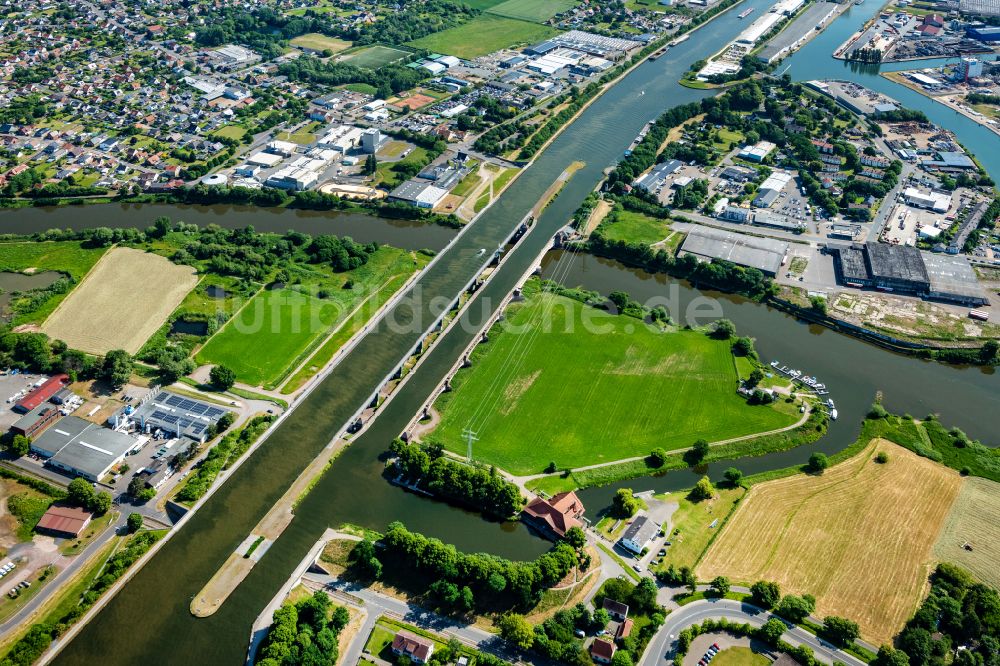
429 283 796 475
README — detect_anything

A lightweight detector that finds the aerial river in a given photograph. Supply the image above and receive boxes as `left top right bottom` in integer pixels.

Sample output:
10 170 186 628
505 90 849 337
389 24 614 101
49 1 998 663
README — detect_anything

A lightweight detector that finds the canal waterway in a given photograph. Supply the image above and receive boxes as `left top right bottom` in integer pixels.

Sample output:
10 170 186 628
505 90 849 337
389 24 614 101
52 1 998 663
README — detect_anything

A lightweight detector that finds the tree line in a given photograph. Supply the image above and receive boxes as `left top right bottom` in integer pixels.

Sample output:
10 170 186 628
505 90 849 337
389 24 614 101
349 522 579 612
388 440 525 519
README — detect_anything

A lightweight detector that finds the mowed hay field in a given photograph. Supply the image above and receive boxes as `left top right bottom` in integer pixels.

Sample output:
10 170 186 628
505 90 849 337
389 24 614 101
42 247 197 355
697 440 962 644
407 15 559 59
934 476 1000 590
431 288 797 475
486 0 580 22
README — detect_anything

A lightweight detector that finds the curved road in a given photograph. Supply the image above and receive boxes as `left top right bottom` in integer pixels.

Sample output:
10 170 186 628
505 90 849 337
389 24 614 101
641 598 868 666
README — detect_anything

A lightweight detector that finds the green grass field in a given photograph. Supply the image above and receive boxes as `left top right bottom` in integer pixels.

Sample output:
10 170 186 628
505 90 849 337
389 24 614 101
487 0 579 22
598 209 673 245
196 248 422 388
408 15 559 59
211 125 247 141
429 285 797 474
290 33 353 54
339 45 411 68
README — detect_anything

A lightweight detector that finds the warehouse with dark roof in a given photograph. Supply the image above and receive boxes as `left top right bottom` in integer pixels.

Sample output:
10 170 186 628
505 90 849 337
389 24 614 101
865 242 929 292
832 243 988 306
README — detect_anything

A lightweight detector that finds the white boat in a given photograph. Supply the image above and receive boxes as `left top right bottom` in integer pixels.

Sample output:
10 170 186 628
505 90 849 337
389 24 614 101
830 408 839 420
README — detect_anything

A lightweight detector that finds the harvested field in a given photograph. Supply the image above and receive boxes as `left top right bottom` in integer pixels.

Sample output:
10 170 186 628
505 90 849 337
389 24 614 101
41 247 197 355
698 440 962 645
934 476 1000 590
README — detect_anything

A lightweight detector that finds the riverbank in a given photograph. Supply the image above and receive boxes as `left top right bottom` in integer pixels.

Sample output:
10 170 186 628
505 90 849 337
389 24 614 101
882 71 1000 137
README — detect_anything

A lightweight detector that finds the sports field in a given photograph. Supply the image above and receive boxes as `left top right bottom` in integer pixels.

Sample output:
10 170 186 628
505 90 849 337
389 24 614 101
430 288 796 474
196 248 421 388
934 476 1000 590
408 15 560 59
338 45 410 69
486 0 579 22
42 247 197 355
698 440 962 644
290 33 352 54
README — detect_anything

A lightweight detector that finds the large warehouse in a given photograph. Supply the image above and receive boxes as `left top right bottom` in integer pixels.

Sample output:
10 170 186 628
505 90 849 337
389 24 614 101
680 227 789 276
31 416 137 482
832 243 988 306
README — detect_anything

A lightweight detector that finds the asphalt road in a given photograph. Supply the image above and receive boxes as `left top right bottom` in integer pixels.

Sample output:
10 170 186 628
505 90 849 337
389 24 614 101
640 598 868 666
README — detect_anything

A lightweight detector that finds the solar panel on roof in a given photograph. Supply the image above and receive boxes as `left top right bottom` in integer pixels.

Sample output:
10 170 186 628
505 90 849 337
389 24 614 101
165 394 184 407
205 407 224 418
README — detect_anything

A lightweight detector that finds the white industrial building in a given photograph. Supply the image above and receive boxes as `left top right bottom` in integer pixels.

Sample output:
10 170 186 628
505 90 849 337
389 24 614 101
266 140 299 157
904 187 951 213
738 140 777 163
736 12 784 45
422 61 447 75
388 181 449 208
266 166 320 191
318 125 366 153
246 151 283 168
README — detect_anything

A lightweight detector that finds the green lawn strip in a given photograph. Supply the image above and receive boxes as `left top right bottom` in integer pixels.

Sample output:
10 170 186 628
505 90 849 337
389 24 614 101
526 408 826 494
407 15 559 59
493 167 518 192
653 487 745 571
675 591 751 606
595 542 641 582
227 387 289 411
0 240 108 324
364 623 399 657
449 165 482 198
196 247 419 388
431 285 795 475
280 252 428 394
473 190 492 213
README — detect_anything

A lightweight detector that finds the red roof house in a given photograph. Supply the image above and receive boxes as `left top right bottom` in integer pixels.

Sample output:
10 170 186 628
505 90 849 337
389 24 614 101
522 491 585 539
391 630 434 664
590 638 617 664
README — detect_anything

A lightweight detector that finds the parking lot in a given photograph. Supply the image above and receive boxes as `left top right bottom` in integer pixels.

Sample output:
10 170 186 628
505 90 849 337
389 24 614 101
0 371 48 431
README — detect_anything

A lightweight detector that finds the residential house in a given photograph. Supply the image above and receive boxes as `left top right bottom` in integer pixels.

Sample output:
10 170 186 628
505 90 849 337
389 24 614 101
522 491 585 539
